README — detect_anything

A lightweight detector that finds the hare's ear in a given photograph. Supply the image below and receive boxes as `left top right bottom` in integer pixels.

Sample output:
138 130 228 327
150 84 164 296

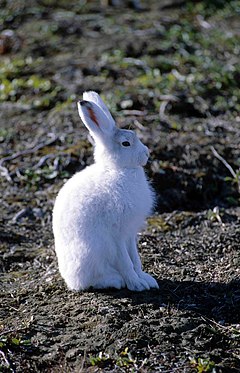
83 91 115 128
77 100 115 137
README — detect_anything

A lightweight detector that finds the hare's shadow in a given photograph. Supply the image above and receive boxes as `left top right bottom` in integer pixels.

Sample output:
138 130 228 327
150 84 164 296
96 279 240 324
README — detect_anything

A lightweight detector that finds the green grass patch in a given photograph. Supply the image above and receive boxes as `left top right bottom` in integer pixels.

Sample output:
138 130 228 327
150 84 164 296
98 1 240 116
89 347 144 370
0 57 62 108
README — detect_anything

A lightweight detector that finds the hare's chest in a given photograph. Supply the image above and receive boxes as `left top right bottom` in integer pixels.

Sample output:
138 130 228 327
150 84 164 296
132 180 153 213
120 173 154 220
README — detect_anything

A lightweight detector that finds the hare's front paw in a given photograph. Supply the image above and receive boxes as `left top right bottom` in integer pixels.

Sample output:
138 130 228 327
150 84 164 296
139 272 159 289
125 276 150 292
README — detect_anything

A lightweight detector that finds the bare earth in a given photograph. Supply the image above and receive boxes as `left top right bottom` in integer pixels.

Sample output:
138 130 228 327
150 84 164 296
0 1 240 372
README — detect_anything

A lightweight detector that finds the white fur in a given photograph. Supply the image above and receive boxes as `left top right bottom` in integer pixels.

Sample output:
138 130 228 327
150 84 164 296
52 92 159 291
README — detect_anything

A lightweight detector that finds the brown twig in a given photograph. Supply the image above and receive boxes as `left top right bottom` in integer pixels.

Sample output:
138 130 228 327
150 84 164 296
211 146 237 179
0 135 58 182
0 136 58 167
0 325 30 337
211 146 240 193
0 350 11 371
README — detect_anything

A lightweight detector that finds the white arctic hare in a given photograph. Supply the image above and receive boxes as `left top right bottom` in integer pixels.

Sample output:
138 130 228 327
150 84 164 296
52 91 159 292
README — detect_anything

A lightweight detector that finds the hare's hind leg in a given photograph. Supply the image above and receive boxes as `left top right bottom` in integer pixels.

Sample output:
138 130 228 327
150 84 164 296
60 265 90 291
93 270 125 290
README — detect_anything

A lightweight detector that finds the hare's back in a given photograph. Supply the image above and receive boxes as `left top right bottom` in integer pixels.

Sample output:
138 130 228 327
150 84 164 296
53 165 122 224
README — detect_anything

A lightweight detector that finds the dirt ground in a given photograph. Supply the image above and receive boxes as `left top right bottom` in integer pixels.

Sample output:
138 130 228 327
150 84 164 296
0 1 240 372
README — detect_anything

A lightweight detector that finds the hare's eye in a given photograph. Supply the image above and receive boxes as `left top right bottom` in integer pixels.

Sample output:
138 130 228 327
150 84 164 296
122 141 131 147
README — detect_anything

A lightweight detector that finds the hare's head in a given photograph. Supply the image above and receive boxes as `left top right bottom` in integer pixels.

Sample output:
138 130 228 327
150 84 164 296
78 91 149 169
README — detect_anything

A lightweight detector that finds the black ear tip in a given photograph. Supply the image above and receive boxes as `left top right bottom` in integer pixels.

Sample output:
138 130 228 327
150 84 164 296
79 100 92 108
